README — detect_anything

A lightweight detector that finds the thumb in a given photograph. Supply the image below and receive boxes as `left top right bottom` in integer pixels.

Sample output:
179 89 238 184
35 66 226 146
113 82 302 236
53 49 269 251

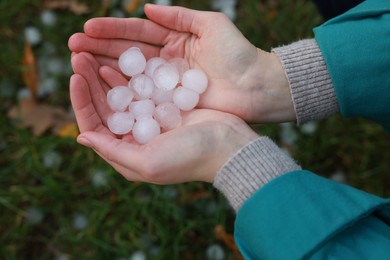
77 132 141 165
77 133 94 148
144 4 208 36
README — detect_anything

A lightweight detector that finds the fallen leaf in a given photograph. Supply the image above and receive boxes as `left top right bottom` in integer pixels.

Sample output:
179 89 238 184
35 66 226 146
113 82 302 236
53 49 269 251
266 10 277 21
70 0 90 14
180 190 211 203
7 96 76 137
21 42 38 100
110 192 118 204
125 0 143 14
214 225 243 259
56 122 79 139
43 0 91 15
100 0 111 16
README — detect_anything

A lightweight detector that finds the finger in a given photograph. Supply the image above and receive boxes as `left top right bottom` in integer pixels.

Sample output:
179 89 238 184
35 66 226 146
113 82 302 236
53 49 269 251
71 53 112 123
99 66 129 87
79 132 180 184
77 131 145 175
77 51 100 71
77 52 111 93
94 54 121 72
92 148 145 183
144 4 211 36
69 33 161 60
83 17 171 45
69 74 111 134
77 53 123 76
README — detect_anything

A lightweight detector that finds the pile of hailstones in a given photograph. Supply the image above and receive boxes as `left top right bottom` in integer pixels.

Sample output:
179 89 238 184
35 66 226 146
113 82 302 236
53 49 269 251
107 47 208 144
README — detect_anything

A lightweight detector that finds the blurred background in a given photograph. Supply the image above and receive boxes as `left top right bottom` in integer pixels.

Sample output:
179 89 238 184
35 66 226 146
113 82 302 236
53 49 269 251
1 0 389 259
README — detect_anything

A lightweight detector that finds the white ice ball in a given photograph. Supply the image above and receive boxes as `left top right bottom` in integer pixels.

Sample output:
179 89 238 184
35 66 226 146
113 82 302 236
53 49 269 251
132 117 161 144
38 77 60 97
168 58 189 82
91 170 108 188
129 99 155 119
107 86 134 112
130 251 147 260
24 26 42 46
118 47 146 77
206 244 225 260
182 68 208 94
73 213 89 230
41 10 57 27
151 88 174 105
129 74 155 100
154 0 172 5
153 63 180 90
107 112 135 135
25 208 44 224
144 57 166 78
46 57 66 75
154 102 181 130
173 87 200 111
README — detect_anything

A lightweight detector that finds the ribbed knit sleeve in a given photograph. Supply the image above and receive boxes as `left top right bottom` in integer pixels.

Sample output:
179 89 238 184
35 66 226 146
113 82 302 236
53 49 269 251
272 39 339 124
214 137 301 212
213 39 339 212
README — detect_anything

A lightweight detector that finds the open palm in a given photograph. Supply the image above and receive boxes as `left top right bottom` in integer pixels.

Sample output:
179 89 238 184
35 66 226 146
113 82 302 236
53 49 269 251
68 4 294 123
70 52 258 184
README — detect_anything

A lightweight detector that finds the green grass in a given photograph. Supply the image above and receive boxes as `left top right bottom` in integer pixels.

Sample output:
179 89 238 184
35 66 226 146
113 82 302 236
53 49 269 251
1 0 390 259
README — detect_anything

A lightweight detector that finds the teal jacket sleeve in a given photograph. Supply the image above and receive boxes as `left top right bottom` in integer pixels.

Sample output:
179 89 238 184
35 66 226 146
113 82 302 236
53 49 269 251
313 0 390 134
235 171 390 259
234 1 390 258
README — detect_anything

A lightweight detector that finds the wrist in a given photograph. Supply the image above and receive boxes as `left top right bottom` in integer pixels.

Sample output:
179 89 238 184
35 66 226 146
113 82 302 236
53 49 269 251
240 49 296 123
201 117 259 183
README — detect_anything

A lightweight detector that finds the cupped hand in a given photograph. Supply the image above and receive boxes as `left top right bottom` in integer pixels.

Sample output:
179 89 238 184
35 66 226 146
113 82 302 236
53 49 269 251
70 53 258 184
68 4 295 123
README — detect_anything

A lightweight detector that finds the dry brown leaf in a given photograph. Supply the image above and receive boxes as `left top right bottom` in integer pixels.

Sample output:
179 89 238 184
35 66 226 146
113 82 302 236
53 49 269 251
43 0 91 15
7 97 76 137
56 123 79 139
179 190 211 203
21 42 38 100
214 225 243 259
267 10 277 21
70 0 90 14
125 0 142 14
100 0 111 16
110 192 118 204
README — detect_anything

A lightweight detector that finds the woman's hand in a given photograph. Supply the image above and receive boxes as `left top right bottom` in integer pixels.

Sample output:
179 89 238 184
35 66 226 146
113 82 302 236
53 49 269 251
70 52 258 184
68 4 295 123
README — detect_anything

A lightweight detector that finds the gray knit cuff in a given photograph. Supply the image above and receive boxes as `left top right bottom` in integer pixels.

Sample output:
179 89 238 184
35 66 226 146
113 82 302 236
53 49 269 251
213 137 301 212
272 39 339 124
